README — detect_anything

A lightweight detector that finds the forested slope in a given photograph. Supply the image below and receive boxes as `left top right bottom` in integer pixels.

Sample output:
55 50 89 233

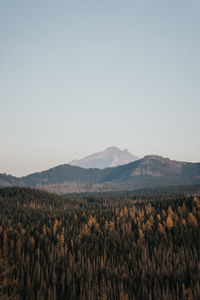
0 187 200 299
0 155 200 194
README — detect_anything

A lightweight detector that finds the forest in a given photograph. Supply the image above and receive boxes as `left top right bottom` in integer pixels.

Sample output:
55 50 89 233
0 187 200 299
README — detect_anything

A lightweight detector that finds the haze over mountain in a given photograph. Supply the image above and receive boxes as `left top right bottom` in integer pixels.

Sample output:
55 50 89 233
0 155 200 194
70 146 139 169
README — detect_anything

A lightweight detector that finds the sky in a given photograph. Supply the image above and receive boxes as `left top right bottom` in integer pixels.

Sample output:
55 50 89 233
0 0 200 176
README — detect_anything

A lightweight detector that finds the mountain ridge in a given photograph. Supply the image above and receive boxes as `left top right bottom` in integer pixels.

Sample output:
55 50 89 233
0 154 200 194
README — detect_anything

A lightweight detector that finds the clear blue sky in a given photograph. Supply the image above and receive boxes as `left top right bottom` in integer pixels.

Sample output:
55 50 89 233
1 0 200 176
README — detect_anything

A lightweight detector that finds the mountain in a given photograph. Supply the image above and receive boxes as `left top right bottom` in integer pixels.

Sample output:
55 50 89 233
70 146 139 169
0 154 200 194
0 173 24 187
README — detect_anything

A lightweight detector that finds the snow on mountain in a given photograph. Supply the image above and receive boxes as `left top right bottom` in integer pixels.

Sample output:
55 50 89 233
69 146 139 169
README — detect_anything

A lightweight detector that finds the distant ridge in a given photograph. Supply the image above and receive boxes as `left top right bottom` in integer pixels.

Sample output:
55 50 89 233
70 146 139 169
0 154 200 194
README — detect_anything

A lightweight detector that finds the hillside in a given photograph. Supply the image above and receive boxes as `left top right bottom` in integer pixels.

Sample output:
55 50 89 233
0 173 24 187
0 155 200 194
